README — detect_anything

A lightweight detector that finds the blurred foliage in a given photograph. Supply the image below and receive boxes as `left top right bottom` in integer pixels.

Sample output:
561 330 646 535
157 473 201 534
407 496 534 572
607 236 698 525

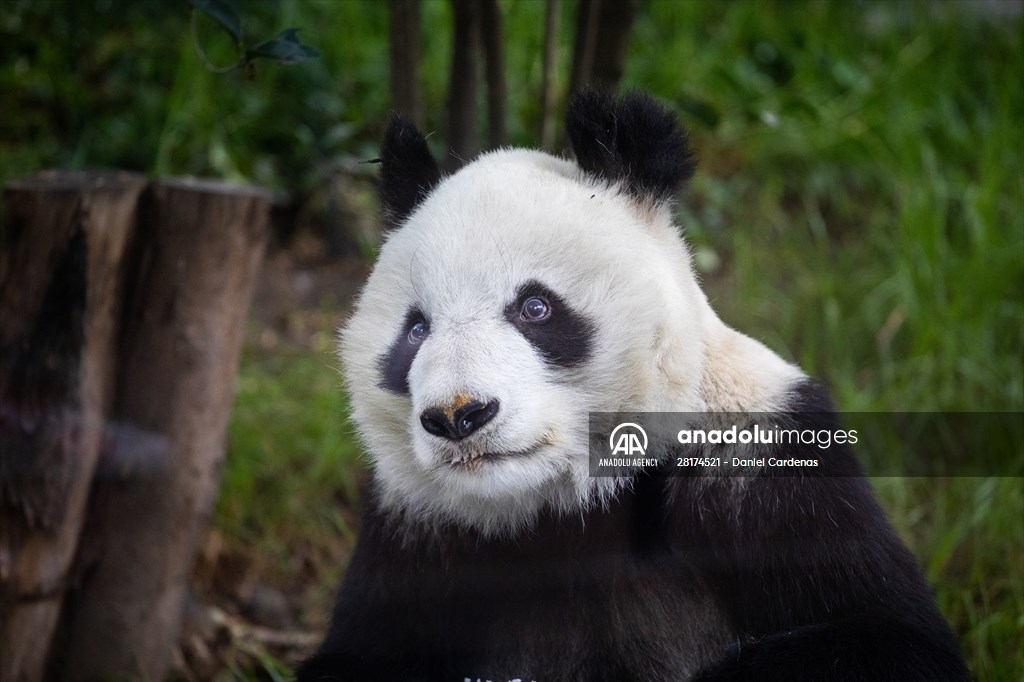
1 0 387 198
628 1 1024 414
2 0 1022 679
188 0 320 73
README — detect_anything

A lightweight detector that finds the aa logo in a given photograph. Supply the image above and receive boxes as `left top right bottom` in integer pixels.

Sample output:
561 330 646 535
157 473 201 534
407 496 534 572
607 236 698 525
609 423 648 456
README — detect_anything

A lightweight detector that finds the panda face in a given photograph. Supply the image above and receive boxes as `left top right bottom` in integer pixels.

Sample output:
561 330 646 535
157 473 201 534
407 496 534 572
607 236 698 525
341 148 712 533
335 91 804 533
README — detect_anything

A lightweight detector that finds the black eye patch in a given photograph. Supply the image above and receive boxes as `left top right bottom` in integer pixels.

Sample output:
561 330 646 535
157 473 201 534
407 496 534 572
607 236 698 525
504 280 595 369
377 308 429 395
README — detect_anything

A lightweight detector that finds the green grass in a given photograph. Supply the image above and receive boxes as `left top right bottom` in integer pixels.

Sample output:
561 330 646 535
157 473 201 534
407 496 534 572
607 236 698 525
875 476 1024 678
626 1 1023 413
218 335 361 603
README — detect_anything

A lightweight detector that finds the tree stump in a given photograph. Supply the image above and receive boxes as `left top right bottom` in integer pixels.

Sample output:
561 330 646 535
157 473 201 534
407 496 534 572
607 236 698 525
61 178 270 681
0 170 147 682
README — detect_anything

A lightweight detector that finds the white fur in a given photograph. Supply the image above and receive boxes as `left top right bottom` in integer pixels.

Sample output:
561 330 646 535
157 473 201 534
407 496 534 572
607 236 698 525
339 149 804 535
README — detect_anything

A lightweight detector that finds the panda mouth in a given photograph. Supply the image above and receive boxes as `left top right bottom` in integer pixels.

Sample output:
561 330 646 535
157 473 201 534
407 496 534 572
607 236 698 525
445 447 538 471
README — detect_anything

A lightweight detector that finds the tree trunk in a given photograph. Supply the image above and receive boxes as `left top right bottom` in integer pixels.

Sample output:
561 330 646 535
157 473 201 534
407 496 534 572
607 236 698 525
61 178 269 682
389 0 423 126
569 0 638 94
569 0 601 96
479 0 507 148
445 0 480 170
540 0 562 149
590 0 638 89
0 171 146 682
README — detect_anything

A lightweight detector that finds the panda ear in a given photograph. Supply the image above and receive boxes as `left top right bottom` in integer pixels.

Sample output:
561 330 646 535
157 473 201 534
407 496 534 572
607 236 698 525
566 89 696 205
379 113 442 230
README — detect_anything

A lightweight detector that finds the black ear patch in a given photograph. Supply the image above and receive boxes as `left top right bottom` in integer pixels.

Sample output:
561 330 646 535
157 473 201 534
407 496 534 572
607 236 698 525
379 113 442 229
566 89 696 205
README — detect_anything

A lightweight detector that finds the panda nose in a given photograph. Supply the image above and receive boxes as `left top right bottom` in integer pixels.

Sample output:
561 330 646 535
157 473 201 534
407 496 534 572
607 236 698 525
420 399 500 441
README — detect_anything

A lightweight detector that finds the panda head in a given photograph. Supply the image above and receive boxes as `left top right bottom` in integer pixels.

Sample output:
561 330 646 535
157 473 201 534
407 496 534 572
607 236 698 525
341 91 726 534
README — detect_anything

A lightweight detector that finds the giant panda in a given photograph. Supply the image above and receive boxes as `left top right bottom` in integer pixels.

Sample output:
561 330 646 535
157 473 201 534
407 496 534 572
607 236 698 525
298 90 969 682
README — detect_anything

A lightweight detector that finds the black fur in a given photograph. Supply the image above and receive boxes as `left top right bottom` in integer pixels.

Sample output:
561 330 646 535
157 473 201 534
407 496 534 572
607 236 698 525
379 113 442 230
566 89 697 205
504 280 596 370
376 308 428 395
298 379 969 681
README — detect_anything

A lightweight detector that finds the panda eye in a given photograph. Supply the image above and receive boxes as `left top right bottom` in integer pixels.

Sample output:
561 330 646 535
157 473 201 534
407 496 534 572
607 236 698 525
378 309 430 395
505 280 594 370
408 320 429 344
520 296 551 322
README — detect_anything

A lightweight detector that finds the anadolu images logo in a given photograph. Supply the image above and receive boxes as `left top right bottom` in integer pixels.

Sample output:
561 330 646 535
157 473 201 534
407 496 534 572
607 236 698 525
609 423 648 456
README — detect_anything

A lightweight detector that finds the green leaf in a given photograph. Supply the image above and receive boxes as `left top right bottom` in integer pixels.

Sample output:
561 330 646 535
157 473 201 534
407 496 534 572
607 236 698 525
245 28 320 65
188 0 243 45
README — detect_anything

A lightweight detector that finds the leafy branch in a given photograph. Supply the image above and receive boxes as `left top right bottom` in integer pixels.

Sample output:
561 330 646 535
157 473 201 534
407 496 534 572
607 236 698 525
188 0 319 74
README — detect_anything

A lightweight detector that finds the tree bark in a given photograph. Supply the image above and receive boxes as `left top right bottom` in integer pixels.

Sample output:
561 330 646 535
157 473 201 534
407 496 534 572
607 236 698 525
569 0 638 94
479 0 507 148
61 178 269 682
0 171 146 682
540 0 562 149
569 0 601 96
445 0 480 170
389 0 423 126
590 0 638 90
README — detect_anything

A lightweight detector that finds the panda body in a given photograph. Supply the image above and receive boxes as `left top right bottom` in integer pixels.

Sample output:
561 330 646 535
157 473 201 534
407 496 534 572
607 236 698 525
299 91 969 681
